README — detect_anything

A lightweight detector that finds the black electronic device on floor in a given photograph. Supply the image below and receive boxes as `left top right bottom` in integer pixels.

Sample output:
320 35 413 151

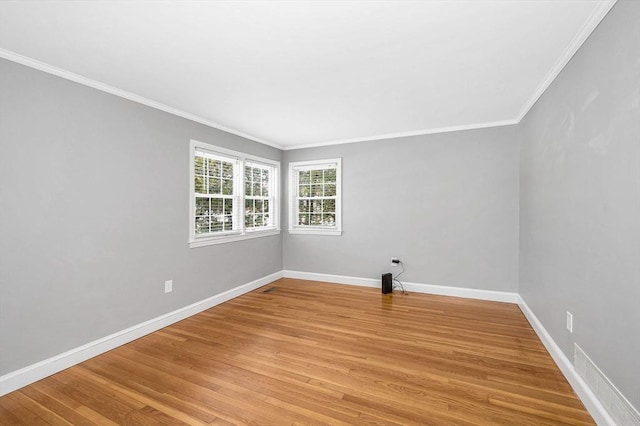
381 273 392 294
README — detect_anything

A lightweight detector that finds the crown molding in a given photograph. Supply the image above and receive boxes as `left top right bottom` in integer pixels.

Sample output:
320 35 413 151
1 0 617 153
515 0 617 122
0 49 284 150
0 49 517 150
281 119 518 150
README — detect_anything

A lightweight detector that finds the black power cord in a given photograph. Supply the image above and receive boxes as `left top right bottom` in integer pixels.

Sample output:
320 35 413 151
392 260 408 295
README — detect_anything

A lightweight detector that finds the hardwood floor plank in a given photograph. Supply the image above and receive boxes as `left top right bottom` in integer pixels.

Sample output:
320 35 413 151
0 393 52 425
74 406 121 426
10 390 74 426
0 278 594 424
18 385 97 426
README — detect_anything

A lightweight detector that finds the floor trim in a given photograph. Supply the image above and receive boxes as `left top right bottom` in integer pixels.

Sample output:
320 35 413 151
0 271 283 396
0 270 623 425
517 296 615 426
282 270 519 303
284 270 624 425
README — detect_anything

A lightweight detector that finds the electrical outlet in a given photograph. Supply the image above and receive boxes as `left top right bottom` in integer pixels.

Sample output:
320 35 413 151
566 311 573 333
164 280 173 293
391 257 400 266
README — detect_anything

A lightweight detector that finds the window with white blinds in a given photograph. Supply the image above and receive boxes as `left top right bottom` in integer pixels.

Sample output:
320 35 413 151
244 162 273 229
289 158 342 236
190 140 280 247
193 153 237 235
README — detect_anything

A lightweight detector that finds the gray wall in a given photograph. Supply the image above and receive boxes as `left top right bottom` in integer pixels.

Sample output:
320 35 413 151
2 1 637 411
519 0 640 408
283 126 520 292
0 59 283 374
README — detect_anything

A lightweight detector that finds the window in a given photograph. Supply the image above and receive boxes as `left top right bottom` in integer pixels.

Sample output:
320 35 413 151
244 162 272 229
190 140 280 247
289 158 342 235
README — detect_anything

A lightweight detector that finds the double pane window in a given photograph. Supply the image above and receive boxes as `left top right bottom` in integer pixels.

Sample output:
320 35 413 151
190 140 280 247
244 163 272 229
289 159 342 236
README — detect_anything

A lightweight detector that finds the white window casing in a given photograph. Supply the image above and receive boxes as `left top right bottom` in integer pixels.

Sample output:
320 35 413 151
288 158 342 236
189 139 280 247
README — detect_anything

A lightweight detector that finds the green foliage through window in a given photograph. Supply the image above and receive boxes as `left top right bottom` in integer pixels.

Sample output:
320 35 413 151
193 148 278 239
295 166 337 227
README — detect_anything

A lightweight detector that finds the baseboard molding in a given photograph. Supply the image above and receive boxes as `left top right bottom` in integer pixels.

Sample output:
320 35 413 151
0 270 283 396
283 270 379 288
282 270 519 303
2 269 628 426
574 343 640 425
517 297 616 426
286 270 631 424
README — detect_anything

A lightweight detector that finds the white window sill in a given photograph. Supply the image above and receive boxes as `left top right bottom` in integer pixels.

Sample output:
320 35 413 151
189 228 280 248
288 227 342 236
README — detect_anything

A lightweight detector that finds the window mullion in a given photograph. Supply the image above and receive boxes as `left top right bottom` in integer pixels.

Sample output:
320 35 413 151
236 159 244 233
293 168 300 223
191 140 280 247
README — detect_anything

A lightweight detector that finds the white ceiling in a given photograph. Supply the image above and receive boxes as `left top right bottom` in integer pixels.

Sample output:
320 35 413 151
0 1 615 149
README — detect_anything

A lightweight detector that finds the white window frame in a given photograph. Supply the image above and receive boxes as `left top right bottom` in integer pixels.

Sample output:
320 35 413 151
288 158 342 236
189 140 280 248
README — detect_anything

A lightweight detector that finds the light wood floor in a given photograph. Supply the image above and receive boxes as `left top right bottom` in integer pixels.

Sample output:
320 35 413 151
0 278 594 425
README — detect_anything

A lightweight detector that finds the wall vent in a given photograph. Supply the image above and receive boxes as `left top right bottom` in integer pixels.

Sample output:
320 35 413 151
574 344 640 425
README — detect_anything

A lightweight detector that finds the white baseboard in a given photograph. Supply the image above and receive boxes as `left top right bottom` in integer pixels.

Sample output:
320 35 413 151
2 268 628 426
574 344 640 425
517 297 616 426
0 271 283 396
282 270 519 303
283 270 380 288
286 270 632 425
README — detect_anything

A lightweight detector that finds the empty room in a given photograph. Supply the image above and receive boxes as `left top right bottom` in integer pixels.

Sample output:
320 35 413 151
0 0 638 424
